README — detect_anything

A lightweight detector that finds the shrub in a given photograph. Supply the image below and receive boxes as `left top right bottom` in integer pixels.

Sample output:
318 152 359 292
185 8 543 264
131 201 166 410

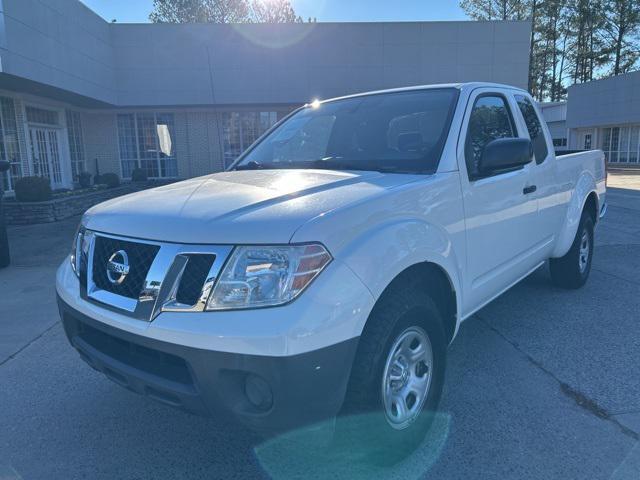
14 176 52 202
131 168 148 182
78 171 92 188
97 172 120 188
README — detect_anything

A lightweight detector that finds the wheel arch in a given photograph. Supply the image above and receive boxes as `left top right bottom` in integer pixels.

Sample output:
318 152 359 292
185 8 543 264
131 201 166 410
377 262 459 345
551 172 599 258
335 218 463 344
583 191 598 225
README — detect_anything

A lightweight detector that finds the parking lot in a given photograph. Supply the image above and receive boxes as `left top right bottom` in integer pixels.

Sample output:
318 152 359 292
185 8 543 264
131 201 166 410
1 172 639 479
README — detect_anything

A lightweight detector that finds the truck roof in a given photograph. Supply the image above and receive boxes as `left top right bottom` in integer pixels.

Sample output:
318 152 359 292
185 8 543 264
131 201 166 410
312 82 529 106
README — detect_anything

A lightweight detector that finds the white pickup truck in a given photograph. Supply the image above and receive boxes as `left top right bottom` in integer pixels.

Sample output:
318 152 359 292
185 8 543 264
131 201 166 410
57 83 606 458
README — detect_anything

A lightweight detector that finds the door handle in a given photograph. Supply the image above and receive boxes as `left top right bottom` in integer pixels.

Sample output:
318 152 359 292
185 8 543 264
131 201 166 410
523 185 537 195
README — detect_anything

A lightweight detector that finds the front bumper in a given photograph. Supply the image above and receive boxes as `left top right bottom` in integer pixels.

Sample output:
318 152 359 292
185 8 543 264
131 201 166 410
58 296 359 434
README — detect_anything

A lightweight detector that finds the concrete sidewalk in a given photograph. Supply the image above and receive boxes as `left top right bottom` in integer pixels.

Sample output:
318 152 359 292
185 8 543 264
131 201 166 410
0 216 78 364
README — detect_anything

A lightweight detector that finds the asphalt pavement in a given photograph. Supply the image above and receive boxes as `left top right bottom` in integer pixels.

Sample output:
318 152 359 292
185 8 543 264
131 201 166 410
0 172 639 479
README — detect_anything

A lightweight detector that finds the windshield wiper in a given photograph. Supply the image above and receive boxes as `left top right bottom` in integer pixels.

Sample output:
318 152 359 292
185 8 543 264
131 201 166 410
304 159 417 174
234 161 264 170
233 158 421 174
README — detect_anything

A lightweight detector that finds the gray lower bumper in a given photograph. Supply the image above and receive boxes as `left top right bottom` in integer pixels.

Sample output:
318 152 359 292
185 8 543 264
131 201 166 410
58 295 359 434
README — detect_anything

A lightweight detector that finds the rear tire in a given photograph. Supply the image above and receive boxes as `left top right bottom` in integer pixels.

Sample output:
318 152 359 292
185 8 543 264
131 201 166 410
550 211 594 289
335 279 447 465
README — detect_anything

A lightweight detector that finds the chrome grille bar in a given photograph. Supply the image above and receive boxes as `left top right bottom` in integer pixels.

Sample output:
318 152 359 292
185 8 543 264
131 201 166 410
82 230 232 321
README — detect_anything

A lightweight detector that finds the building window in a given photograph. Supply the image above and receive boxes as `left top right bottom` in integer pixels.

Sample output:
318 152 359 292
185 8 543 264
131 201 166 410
221 111 278 167
0 97 22 192
66 110 85 179
601 126 639 163
552 138 567 147
583 134 592 150
117 113 177 178
26 106 58 126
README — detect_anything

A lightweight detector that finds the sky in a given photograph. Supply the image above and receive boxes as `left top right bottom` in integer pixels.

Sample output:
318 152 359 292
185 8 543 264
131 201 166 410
79 0 468 23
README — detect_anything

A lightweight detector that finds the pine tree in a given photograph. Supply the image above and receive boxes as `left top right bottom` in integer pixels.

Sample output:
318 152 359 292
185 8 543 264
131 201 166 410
459 0 530 20
602 0 640 75
460 0 640 100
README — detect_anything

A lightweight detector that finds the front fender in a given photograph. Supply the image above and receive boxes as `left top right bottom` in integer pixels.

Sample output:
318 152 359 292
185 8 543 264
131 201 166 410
337 217 463 337
551 171 597 258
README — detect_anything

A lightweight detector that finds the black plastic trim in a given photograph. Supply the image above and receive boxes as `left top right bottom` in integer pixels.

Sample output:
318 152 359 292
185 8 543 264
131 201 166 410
58 295 359 434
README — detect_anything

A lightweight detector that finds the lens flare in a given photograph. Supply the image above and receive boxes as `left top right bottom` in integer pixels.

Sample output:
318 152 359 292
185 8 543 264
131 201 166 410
231 22 316 50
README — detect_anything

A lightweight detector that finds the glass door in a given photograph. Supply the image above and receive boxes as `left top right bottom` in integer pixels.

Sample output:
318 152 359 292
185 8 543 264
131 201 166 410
29 127 64 189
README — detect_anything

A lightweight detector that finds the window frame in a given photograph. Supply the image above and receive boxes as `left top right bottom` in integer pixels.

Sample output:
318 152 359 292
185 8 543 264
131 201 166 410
601 125 640 164
462 92 520 181
513 94 550 165
221 110 293 168
0 96 23 193
116 112 178 179
65 110 86 179
25 105 59 127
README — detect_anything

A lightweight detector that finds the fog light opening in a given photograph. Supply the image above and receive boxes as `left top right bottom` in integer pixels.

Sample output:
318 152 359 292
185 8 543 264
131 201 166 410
245 374 273 411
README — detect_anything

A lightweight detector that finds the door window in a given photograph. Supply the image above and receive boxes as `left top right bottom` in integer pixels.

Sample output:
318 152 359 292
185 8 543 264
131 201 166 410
465 95 516 179
515 95 548 164
584 134 592 150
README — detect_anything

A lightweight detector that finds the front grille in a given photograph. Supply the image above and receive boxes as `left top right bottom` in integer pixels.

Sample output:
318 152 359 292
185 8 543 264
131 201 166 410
92 236 160 299
175 254 216 306
77 321 193 386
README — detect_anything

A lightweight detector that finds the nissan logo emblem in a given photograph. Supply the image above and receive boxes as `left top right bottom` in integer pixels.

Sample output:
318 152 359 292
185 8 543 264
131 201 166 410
106 250 130 285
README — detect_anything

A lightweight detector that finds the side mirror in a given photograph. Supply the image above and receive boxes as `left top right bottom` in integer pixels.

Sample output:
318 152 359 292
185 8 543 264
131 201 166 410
0 160 9 173
479 138 532 176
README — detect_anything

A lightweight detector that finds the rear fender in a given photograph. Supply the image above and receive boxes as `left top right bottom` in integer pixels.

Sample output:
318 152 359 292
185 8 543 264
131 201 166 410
551 172 597 258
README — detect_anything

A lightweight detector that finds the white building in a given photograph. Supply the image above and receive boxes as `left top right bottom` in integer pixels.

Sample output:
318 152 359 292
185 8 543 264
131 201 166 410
0 0 533 194
567 70 640 164
539 101 568 151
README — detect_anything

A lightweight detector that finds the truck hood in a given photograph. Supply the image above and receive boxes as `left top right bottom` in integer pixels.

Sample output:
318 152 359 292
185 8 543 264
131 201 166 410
84 169 423 244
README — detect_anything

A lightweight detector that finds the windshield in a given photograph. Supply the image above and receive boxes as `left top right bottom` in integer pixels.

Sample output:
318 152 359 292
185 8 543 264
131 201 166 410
233 88 459 174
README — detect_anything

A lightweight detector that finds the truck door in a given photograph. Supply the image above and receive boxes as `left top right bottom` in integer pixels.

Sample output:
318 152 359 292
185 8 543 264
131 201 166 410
458 89 544 314
513 93 565 247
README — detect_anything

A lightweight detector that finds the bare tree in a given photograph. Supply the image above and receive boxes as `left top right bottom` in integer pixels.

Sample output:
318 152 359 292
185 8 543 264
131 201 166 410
250 0 302 23
150 0 302 24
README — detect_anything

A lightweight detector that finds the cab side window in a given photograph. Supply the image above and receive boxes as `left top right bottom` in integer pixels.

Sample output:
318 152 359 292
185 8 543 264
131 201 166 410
465 95 516 179
515 94 548 164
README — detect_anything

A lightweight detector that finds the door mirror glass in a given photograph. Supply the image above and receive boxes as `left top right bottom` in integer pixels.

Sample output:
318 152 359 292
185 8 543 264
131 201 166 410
479 138 532 176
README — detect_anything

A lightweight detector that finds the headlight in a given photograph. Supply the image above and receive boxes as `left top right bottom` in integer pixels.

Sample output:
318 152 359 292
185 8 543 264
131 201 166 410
70 226 92 278
70 227 82 276
206 244 331 310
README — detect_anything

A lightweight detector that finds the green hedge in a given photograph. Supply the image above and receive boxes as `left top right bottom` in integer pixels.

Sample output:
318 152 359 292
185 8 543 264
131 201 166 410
96 172 120 188
14 176 52 202
131 168 148 182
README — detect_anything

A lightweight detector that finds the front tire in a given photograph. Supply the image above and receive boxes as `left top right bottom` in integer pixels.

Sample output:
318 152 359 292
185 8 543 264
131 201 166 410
336 280 447 464
550 211 594 289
